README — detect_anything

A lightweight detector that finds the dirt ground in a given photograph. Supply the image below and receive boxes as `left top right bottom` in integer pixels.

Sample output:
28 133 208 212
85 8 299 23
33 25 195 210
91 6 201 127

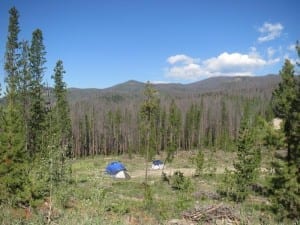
130 167 196 178
130 165 234 179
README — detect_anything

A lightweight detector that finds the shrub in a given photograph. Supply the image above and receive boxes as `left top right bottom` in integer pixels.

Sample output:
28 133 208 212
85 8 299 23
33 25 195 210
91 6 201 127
193 150 204 176
170 171 192 191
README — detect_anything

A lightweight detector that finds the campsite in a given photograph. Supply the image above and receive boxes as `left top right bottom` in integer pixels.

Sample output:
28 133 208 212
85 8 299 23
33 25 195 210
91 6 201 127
0 150 281 224
0 1 299 225
59 151 278 224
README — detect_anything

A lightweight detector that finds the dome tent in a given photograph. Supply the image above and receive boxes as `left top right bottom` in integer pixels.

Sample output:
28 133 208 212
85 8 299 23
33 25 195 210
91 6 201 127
105 161 130 179
151 160 164 170
114 170 130 179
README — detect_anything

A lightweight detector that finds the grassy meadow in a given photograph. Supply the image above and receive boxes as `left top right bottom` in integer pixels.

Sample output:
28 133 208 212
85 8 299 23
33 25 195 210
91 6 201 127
0 150 290 225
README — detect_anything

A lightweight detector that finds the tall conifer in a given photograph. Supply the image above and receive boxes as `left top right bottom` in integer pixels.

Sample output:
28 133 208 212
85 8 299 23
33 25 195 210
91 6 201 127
270 49 300 220
140 82 160 184
232 106 261 202
0 7 30 206
18 41 31 151
28 29 46 157
51 60 72 180
166 99 181 162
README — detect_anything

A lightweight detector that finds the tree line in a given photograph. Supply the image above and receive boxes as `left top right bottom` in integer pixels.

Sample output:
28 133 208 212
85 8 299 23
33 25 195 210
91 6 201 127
71 89 273 157
0 7 72 207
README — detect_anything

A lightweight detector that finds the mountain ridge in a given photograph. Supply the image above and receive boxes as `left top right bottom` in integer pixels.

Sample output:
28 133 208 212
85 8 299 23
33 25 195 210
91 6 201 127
66 74 281 103
68 74 279 92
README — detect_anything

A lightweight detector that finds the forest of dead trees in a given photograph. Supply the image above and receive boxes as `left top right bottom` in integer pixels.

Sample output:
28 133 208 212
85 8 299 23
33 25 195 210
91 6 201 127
69 76 278 157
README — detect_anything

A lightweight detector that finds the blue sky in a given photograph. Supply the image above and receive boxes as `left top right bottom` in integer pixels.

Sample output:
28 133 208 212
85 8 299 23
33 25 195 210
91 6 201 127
0 0 299 88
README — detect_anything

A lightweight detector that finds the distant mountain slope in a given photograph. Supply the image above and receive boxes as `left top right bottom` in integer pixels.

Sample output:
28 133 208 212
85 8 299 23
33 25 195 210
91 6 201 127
185 75 280 93
103 80 145 93
66 75 281 103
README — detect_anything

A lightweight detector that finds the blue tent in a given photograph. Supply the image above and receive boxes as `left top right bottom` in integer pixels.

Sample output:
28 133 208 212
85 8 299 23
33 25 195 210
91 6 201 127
152 159 164 170
152 160 163 166
105 161 126 175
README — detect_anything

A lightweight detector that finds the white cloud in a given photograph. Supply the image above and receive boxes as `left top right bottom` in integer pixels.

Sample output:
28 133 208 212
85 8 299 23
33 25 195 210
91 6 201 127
165 50 282 81
167 54 199 65
165 51 274 80
166 63 207 80
204 52 266 73
258 22 283 43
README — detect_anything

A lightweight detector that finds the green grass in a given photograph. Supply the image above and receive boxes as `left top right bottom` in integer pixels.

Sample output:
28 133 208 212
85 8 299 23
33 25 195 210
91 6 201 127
0 151 295 225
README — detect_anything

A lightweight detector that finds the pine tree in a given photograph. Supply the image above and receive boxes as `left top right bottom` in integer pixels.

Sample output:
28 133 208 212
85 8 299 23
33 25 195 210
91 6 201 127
184 103 201 150
0 7 31 206
292 41 300 169
166 99 181 163
25 29 50 202
4 7 20 104
51 60 72 158
270 48 300 220
28 28 47 157
0 98 30 205
18 40 31 151
50 60 72 182
184 104 194 150
140 82 160 184
272 60 297 161
232 106 261 202
219 99 231 150
159 107 167 151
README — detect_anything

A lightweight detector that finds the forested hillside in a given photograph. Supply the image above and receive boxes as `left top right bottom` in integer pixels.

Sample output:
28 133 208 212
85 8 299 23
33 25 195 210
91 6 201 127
68 75 280 156
2 75 281 156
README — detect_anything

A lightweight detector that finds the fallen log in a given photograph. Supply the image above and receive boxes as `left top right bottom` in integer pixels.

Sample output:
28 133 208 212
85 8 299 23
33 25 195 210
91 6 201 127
182 203 241 224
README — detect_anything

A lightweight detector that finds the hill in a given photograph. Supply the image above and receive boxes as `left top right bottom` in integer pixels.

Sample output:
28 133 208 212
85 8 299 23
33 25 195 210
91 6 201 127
67 74 280 103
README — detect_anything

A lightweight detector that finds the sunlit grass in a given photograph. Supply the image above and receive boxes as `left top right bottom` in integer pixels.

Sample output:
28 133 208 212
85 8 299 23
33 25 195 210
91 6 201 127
0 151 289 225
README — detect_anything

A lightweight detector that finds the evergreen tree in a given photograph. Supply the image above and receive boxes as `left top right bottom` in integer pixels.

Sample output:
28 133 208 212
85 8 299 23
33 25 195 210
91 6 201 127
184 103 201 150
270 49 300 220
18 40 31 151
51 60 72 158
166 99 181 163
50 60 72 181
0 7 31 206
28 29 47 157
4 7 20 105
194 149 204 176
26 29 48 202
160 107 167 151
184 104 194 150
140 82 160 184
232 106 261 202
219 99 231 150
271 60 297 162
0 98 30 205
